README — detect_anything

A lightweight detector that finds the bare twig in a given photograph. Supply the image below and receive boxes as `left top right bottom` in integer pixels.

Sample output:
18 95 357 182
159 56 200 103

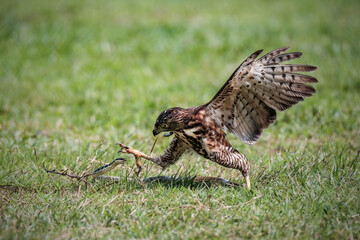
150 136 159 155
42 162 91 185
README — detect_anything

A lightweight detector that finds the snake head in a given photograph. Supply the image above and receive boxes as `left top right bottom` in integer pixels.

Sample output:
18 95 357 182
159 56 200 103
114 158 127 165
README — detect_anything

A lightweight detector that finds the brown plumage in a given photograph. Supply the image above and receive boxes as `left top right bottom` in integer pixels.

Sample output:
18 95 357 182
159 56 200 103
120 47 317 189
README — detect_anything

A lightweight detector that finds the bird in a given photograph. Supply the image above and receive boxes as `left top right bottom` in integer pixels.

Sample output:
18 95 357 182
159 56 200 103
119 47 317 190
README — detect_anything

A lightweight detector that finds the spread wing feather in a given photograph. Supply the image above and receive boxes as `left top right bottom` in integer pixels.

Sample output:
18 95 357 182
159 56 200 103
206 47 317 144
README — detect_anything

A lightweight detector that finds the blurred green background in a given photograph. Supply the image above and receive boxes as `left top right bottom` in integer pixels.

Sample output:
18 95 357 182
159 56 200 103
1 0 359 239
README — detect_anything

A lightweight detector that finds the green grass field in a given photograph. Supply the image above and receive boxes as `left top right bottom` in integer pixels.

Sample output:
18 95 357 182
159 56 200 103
1 0 359 239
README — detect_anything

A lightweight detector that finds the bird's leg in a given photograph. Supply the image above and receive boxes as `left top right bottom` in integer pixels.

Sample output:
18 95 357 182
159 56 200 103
207 147 251 190
117 138 189 171
117 143 151 174
238 159 251 190
117 143 172 173
135 157 142 175
244 175 251 190
236 160 251 190
118 143 149 159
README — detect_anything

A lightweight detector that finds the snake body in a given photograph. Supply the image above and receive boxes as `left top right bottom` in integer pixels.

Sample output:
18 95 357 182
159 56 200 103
91 158 126 179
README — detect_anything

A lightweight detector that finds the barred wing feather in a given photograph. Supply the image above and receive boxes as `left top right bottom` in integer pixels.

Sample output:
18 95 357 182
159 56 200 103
206 47 317 144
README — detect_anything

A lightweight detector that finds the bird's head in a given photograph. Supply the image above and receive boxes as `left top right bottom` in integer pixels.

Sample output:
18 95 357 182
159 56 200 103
153 107 189 136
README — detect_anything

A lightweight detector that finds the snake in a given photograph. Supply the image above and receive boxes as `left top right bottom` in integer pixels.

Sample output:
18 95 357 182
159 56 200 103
91 158 127 179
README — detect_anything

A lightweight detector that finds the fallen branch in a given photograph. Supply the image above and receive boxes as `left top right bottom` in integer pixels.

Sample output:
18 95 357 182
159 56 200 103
42 162 92 185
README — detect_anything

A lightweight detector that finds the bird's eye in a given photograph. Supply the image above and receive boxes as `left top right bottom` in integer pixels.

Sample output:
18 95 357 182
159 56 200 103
163 124 168 128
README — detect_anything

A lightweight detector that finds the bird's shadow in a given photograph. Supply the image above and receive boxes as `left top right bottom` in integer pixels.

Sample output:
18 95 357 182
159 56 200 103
142 175 240 189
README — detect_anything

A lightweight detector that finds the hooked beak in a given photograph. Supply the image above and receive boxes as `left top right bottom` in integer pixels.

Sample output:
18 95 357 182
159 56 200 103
153 128 159 136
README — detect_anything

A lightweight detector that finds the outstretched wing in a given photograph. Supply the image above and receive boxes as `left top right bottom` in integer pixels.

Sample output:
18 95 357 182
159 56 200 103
206 47 317 144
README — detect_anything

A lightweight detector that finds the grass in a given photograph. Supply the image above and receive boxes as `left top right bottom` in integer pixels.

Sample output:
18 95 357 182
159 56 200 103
1 0 359 239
